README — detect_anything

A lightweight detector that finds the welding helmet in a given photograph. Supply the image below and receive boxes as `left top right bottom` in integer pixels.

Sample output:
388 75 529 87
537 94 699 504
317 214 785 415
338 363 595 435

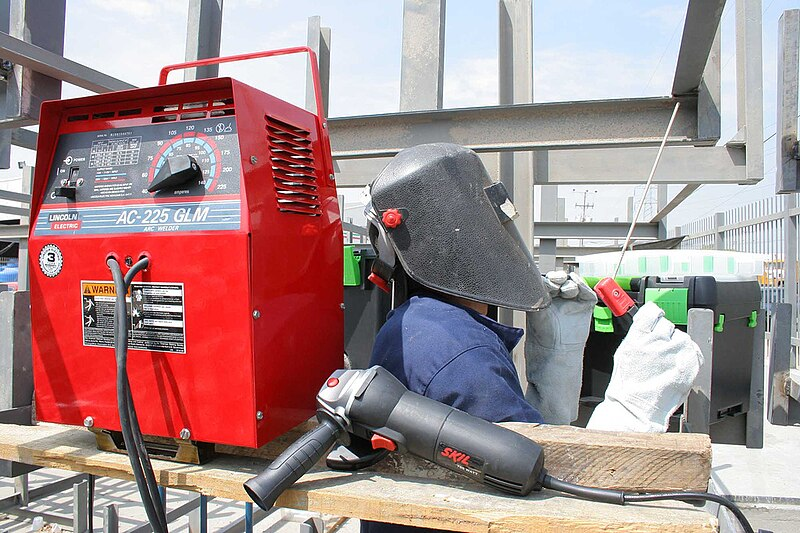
363 143 549 311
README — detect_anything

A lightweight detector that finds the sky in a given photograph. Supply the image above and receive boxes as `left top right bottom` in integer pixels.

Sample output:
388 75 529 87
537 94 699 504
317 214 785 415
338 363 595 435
1 0 798 233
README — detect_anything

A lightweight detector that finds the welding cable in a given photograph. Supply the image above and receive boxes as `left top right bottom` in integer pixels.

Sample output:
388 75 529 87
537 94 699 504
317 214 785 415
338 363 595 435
541 474 754 533
108 257 169 533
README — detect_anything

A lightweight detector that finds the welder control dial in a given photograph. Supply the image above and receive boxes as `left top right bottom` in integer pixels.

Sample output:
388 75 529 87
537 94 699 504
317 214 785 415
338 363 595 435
149 132 222 192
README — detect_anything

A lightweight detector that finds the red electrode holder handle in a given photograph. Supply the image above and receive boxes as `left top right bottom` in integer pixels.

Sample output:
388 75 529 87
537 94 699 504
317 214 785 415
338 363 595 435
594 277 638 317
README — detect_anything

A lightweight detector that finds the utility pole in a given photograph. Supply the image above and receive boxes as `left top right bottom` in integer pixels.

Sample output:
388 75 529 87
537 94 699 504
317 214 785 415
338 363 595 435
573 189 597 223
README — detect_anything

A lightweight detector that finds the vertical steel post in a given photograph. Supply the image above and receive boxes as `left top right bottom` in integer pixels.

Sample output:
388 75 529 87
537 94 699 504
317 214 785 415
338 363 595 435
775 9 799 193
499 0 534 385
103 504 119 533
685 308 714 435
399 0 446 111
306 16 331 117
184 0 223 81
245 502 254 533
189 495 209 533
0 0 11 168
3 0 65 126
714 212 726 250
14 473 28 505
746 309 765 448
17 163 32 290
73 479 89 533
735 0 764 183
698 23 721 140
768 303 793 425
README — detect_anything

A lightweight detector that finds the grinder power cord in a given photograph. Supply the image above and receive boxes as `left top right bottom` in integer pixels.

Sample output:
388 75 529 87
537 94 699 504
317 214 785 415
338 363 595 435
107 255 168 533
244 367 755 533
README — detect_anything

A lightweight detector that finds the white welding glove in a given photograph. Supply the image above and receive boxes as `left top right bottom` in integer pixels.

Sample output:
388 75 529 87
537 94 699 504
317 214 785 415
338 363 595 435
586 302 704 433
525 271 597 424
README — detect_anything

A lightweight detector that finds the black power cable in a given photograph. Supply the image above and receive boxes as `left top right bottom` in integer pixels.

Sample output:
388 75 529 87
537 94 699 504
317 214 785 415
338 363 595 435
108 256 168 533
542 474 754 533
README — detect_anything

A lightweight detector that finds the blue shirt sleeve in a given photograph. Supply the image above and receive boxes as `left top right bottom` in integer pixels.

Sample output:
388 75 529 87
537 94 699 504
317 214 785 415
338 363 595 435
423 345 544 424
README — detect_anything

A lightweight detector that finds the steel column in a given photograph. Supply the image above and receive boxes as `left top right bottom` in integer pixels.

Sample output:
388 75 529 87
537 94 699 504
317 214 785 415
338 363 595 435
0 0 11 168
103 503 119 533
2 0 65 127
735 0 764 183
698 22 721 140
768 303 793 425
400 0 445 111
746 309 765 448
73 479 89 533
499 0 533 384
306 16 331 117
685 308 714 435
776 9 800 193
184 0 223 81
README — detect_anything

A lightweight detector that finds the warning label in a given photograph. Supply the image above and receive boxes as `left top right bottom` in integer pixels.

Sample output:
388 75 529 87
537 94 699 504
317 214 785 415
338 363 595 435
81 281 185 354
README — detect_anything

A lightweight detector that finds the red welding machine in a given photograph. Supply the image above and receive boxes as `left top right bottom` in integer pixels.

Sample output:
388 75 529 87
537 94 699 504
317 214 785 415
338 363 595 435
28 48 343 452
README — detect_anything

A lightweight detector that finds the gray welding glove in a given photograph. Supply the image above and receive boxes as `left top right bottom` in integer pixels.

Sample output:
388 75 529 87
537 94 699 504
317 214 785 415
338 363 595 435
525 271 597 424
586 302 703 432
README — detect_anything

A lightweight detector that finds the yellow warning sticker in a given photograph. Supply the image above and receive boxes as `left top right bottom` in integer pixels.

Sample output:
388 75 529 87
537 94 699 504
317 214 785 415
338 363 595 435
81 281 125 297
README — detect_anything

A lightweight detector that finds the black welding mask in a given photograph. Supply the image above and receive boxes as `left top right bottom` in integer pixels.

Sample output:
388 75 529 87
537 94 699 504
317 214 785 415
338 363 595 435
364 143 550 312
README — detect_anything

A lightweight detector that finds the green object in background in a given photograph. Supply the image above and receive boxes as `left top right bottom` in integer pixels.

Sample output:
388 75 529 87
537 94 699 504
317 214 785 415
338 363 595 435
748 310 758 328
644 288 689 325
714 313 725 333
343 246 362 286
583 276 634 290
593 306 614 333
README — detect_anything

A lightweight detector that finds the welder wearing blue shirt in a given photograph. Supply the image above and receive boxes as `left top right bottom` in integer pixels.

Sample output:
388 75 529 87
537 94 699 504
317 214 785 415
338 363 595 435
359 143 553 533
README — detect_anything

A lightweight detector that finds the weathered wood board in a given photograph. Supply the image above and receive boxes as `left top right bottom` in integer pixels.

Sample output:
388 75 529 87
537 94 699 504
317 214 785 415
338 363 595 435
0 422 717 532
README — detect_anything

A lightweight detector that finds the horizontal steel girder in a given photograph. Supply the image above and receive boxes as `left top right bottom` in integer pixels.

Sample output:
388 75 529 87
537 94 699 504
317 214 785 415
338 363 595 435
328 96 705 159
333 145 747 186
532 222 658 240
0 31 134 93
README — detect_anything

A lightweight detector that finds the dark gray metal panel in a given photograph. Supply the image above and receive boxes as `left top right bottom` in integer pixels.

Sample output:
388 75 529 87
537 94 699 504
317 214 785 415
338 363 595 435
0 291 32 410
776 9 800 193
400 0 445 111
767 303 792 425
0 31 134 97
328 96 701 159
746 309 765 448
184 0 223 81
672 0 726 95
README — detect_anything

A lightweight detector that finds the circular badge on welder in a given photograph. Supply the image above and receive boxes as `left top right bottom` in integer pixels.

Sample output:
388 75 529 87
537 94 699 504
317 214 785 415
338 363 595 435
38 244 63 278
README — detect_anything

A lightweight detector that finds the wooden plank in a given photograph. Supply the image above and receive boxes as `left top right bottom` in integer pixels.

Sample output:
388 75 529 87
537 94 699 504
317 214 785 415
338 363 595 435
222 420 712 493
0 423 716 532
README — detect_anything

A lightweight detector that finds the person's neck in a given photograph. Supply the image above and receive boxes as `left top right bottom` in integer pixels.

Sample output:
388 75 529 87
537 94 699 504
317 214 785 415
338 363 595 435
442 295 489 316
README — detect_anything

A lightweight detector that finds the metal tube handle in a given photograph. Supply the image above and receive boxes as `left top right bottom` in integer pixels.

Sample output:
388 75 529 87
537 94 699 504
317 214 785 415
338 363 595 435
158 47 325 119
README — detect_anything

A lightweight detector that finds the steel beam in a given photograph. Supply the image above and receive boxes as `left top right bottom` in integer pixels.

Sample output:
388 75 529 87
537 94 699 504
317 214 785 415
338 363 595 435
333 145 747 186
0 203 26 216
184 0 223 81
0 31 134 99
698 22 721 140
400 0 445 111
672 0 725 95
538 145 747 185
306 16 331 117
329 96 701 159
776 9 800 193
10 127 36 150
532 221 658 240
649 184 701 222
735 0 764 183
0 223 26 239
0 188 28 203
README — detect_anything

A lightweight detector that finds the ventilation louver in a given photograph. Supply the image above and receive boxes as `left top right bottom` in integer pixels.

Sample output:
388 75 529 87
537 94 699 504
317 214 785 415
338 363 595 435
265 116 321 216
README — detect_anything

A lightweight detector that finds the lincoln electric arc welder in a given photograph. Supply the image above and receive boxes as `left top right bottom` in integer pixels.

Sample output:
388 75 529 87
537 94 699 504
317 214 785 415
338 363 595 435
28 48 343 458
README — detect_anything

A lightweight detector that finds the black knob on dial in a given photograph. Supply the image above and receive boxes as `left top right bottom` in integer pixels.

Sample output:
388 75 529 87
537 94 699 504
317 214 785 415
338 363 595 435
148 155 202 193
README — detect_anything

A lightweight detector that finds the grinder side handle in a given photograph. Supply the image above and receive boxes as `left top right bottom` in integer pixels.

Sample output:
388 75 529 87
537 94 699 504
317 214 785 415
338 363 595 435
244 417 342 511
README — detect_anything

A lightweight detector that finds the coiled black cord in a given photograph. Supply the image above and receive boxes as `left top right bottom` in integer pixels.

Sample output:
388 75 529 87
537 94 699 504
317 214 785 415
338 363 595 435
542 473 754 533
108 256 168 533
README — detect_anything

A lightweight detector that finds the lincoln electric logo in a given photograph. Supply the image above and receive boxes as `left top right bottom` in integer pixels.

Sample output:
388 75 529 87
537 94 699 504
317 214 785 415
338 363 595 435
48 212 81 230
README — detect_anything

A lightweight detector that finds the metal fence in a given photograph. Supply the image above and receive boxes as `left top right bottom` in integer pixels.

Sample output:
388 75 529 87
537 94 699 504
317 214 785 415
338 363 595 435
672 193 800 365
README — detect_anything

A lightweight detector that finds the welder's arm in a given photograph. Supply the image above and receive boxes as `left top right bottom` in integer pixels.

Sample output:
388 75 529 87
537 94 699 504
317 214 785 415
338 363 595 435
586 302 703 432
524 272 596 425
